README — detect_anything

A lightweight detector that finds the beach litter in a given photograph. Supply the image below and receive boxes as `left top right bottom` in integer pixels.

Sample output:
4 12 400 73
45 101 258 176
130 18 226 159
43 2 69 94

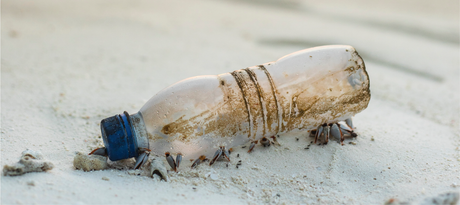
3 149 54 176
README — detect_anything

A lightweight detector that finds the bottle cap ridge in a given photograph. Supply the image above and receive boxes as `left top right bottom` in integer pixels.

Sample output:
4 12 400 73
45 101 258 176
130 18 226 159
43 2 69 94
100 111 139 161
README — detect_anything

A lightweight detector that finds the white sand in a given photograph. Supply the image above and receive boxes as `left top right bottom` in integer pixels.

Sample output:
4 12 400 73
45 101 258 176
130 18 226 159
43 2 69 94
2 0 459 204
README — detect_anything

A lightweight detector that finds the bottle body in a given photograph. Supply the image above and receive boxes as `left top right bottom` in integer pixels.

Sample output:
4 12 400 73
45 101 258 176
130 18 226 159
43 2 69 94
134 45 370 161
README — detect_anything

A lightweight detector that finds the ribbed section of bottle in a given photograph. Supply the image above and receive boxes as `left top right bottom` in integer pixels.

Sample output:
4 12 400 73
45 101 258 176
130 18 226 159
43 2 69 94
226 66 281 140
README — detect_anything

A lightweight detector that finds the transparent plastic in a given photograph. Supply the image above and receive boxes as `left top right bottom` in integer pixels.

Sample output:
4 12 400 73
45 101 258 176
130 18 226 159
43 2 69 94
133 45 370 161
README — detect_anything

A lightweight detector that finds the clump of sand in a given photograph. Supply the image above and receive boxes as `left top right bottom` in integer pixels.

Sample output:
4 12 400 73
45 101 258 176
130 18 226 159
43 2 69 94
73 152 108 171
3 149 54 176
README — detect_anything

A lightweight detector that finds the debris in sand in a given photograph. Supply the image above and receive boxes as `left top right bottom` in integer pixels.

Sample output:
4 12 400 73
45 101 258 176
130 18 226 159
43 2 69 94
421 192 459 205
127 169 142 176
3 149 54 176
27 181 36 186
148 158 169 181
384 192 459 205
383 198 409 205
73 151 108 171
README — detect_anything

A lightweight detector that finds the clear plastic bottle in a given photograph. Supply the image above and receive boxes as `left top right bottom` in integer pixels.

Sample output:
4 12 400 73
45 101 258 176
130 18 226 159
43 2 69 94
100 45 370 162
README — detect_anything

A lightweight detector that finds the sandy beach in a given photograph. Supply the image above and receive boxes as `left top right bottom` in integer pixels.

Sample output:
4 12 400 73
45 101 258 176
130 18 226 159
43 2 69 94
2 0 459 204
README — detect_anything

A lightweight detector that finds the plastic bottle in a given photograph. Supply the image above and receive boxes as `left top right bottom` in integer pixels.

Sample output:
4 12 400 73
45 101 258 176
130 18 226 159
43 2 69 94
100 45 370 162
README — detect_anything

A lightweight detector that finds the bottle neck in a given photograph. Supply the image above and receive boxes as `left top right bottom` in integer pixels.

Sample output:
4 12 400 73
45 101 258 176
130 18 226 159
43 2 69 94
129 112 149 150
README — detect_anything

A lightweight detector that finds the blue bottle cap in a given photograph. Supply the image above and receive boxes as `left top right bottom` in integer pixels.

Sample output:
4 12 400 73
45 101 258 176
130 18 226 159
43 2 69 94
100 111 139 161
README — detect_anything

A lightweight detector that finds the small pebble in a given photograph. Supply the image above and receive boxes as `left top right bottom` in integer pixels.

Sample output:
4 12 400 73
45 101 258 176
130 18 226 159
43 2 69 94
102 177 110 181
27 181 35 186
127 170 142 175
